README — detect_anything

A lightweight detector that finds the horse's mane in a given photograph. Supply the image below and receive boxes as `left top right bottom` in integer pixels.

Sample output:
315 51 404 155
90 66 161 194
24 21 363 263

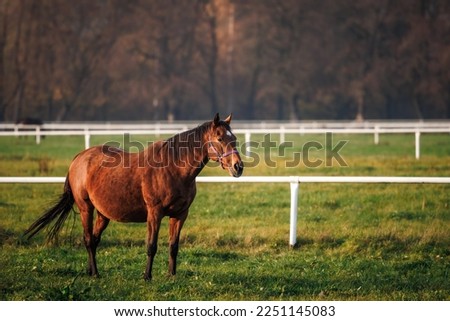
151 119 232 164
164 121 211 161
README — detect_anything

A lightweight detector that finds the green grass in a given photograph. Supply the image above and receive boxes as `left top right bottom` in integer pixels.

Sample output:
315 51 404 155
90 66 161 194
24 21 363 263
0 133 449 300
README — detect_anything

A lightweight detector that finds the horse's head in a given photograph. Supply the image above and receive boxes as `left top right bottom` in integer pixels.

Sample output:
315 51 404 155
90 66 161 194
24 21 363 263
207 113 244 178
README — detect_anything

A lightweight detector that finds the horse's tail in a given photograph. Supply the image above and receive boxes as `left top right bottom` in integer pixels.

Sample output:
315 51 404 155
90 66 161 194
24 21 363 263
24 175 75 242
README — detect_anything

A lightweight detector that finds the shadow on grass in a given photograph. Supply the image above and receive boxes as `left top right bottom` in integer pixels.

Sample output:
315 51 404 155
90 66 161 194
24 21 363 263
0 227 16 246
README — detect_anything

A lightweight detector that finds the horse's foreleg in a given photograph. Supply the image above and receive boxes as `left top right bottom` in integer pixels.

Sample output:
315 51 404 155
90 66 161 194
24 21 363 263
144 214 162 281
168 212 188 276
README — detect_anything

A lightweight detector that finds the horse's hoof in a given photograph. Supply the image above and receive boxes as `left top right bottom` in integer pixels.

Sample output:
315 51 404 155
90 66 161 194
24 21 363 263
87 268 99 278
143 274 152 282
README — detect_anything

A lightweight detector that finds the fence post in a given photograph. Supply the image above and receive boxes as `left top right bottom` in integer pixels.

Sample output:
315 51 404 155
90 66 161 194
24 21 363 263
84 130 90 150
280 126 285 145
289 177 299 248
155 123 161 138
36 127 41 145
374 125 380 145
415 130 420 160
245 131 251 157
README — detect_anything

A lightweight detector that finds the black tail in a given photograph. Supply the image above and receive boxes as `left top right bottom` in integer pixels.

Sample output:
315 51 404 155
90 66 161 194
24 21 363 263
24 176 75 242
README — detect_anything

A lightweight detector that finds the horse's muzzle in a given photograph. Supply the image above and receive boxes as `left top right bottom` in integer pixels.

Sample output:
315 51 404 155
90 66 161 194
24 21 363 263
231 161 244 178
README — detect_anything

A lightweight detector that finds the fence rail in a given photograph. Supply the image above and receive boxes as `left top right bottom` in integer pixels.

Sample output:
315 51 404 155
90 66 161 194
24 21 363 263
2 175 449 246
2 120 450 129
0 122 450 159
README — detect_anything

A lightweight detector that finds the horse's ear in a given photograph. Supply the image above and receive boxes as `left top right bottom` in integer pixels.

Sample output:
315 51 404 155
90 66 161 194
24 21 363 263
213 113 220 126
224 113 232 124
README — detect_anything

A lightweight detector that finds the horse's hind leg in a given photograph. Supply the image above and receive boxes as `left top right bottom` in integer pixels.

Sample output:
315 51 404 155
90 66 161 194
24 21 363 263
79 204 96 276
93 212 109 250
79 203 108 277
85 211 110 277
88 211 109 276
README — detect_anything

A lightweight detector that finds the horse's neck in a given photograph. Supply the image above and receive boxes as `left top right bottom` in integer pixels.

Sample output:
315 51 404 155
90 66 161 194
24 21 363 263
145 136 209 181
172 139 209 181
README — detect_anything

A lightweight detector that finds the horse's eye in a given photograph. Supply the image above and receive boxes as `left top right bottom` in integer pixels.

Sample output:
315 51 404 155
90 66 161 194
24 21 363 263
218 137 223 142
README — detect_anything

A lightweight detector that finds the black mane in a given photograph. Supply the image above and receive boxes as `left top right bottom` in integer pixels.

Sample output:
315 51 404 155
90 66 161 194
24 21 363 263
164 121 211 161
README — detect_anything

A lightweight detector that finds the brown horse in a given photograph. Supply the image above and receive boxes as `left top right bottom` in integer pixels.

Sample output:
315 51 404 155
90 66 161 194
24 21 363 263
24 113 243 280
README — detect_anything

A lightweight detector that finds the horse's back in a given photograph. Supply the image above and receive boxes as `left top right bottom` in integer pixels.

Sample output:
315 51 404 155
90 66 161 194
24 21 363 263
69 145 137 176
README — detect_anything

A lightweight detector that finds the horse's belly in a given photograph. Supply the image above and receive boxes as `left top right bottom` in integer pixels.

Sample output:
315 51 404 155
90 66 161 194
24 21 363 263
88 176 147 223
92 196 147 223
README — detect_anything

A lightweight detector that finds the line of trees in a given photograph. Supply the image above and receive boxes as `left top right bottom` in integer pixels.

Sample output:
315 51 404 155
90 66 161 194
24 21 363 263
1 0 449 121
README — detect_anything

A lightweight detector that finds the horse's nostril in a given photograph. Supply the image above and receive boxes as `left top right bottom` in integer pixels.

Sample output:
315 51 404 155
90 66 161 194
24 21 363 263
234 162 243 173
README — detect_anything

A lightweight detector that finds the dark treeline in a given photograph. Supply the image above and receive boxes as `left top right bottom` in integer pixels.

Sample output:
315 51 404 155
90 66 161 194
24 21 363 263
0 0 449 121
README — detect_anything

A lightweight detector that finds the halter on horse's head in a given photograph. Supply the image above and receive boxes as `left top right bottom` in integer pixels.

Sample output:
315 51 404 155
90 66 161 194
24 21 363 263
207 113 244 178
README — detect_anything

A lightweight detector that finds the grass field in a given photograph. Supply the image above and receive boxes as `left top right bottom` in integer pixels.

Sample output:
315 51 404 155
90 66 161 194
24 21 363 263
0 132 449 300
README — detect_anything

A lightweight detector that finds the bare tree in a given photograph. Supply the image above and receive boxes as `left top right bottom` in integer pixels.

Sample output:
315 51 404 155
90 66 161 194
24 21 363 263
132 0 201 120
0 0 10 120
1 0 448 121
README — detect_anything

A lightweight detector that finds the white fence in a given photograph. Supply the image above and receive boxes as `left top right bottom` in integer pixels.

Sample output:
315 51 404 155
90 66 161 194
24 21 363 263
1 175 449 247
1 121 450 159
3 120 450 130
